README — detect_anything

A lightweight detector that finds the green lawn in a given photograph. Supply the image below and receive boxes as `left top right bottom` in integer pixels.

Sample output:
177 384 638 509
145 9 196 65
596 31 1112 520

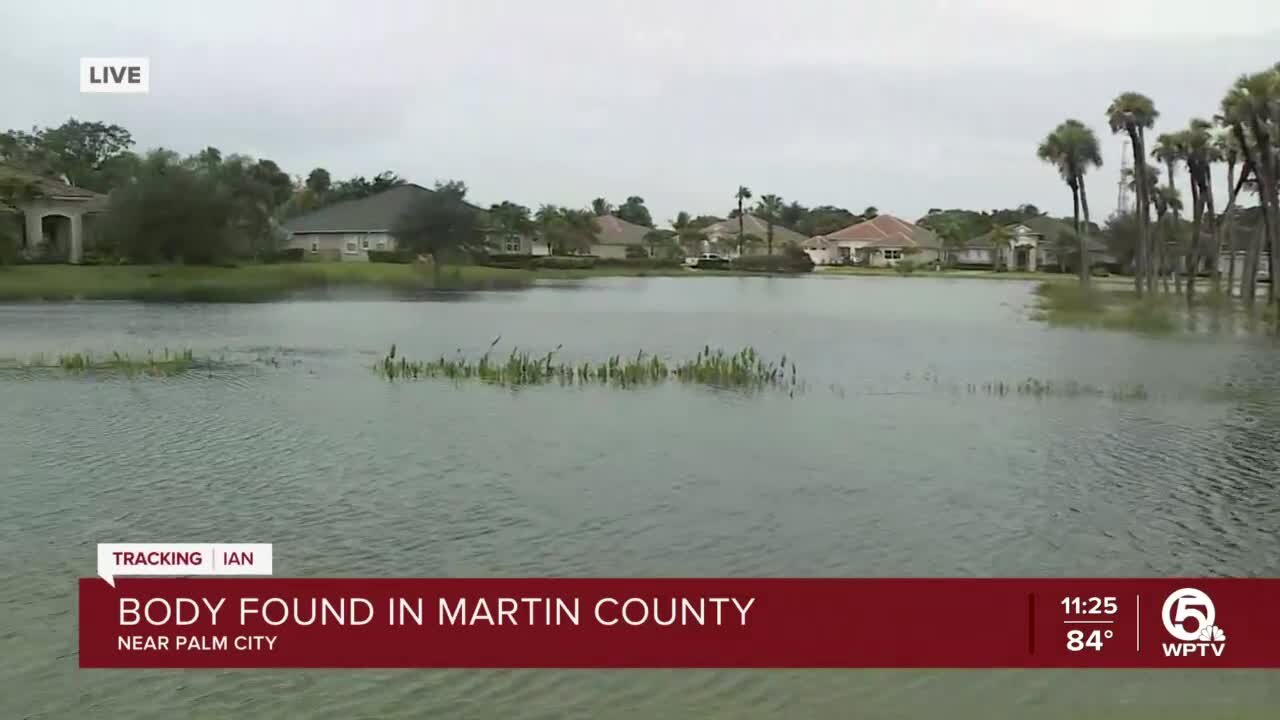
0 262 537 301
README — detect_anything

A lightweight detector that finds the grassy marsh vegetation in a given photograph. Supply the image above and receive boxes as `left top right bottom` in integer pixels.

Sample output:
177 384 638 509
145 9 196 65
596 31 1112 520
1031 282 1178 334
374 342 801 392
4 348 201 376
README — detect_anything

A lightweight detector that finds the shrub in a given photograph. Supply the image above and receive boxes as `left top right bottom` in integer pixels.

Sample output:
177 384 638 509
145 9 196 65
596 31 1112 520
0 220 17 266
474 253 535 269
263 248 305 263
367 250 415 263
694 256 733 270
894 259 918 275
532 255 597 270
730 253 814 273
593 256 684 269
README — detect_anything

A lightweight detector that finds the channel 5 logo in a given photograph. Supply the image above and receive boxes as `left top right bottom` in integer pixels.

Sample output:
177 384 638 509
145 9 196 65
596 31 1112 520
1161 587 1227 658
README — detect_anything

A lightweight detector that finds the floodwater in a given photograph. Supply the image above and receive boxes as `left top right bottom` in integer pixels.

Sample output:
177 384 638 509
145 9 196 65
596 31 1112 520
2 276 1278 719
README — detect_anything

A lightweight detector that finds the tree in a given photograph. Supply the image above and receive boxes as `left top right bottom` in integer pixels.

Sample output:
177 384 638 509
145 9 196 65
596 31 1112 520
862 206 879 219
102 149 233 264
989 224 1011 271
1179 119 1221 299
1037 118 1103 283
615 196 653 227
306 168 332 195
391 181 486 275
1107 92 1160 295
781 200 807 229
590 198 613 216
734 185 752 255
536 205 598 255
754 193 784 255
0 119 135 192
642 228 676 258
486 201 534 252
1219 67 1279 306
1213 128 1246 297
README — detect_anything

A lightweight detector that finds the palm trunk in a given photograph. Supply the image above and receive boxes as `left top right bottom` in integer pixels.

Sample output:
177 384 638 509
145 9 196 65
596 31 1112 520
1072 183 1087 284
1129 129 1148 296
767 222 774 256
1079 177 1093 231
1201 168 1219 295
1223 160 1238 297
736 202 745 257
1186 173 1202 300
1171 212 1184 296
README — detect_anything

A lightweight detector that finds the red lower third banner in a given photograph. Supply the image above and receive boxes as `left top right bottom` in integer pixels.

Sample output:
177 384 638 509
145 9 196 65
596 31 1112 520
79 578 1280 668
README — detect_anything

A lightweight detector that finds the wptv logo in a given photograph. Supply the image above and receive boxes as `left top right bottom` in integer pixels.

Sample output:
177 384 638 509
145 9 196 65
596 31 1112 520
1161 587 1226 658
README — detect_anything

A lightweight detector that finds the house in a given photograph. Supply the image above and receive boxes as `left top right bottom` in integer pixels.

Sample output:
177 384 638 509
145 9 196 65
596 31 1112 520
589 214 653 259
699 214 809 257
0 164 109 264
959 218 1113 272
805 214 940 267
283 184 545 261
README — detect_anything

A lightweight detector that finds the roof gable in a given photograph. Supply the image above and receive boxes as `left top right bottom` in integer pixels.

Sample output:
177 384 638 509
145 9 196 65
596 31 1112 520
702 214 808 245
284 184 434 234
822 214 939 248
0 164 105 200
593 214 655 245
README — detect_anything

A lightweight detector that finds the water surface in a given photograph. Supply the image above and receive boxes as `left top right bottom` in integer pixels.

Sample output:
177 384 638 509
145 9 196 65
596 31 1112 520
2 276 1278 718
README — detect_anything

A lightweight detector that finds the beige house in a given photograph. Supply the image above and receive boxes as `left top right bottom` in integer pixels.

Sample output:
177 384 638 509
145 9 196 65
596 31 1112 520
699 214 809 257
957 218 1114 272
0 165 108 263
805 214 940 267
588 214 653 258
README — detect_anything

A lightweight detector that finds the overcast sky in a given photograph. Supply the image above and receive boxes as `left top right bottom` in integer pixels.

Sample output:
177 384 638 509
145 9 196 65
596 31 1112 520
3 0 1278 225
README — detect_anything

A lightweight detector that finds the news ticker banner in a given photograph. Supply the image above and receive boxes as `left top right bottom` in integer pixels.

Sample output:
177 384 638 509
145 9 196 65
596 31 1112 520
80 574 1280 669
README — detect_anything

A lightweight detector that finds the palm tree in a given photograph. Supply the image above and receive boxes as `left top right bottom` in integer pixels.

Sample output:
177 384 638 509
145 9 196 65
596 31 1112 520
755 194 784 256
590 198 612 216
1037 119 1104 283
1220 68 1279 305
734 186 752 256
1107 92 1160 295
989 225 1011 271
1213 129 1244 296
643 229 675 258
1180 119 1221 298
1152 184 1183 293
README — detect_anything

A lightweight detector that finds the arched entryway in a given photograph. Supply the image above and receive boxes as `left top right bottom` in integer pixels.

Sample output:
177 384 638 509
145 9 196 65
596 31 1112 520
40 214 72 260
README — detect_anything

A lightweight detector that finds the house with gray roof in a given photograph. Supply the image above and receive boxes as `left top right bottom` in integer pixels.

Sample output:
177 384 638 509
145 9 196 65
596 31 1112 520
283 184 431 261
700 214 808 256
589 214 654 258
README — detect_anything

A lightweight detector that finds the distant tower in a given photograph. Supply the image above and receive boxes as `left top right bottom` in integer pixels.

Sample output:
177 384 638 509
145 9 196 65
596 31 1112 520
1115 138 1132 215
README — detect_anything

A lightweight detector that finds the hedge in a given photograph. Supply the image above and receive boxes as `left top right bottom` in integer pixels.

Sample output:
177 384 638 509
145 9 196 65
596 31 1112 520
531 255 596 270
729 254 814 273
367 250 415 264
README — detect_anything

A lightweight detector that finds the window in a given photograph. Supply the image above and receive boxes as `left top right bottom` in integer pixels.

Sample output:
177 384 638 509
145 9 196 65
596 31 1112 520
310 240 318 253
883 249 903 261
345 240 357 253
837 246 851 260
376 240 386 250
504 235 523 253
361 237 370 250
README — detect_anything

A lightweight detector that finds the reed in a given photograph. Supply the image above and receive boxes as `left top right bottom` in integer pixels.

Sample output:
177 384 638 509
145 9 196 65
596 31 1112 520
374 342 800 392
8 348 200 376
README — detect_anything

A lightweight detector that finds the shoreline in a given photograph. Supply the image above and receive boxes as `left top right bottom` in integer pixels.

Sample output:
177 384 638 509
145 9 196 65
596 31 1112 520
0 262 1141 302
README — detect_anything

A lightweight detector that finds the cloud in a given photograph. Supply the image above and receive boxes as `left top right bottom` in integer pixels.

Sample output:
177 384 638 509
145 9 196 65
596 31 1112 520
1 0 1277 225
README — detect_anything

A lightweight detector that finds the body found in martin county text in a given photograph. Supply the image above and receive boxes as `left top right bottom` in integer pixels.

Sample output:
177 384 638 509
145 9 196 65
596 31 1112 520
117 635 277 651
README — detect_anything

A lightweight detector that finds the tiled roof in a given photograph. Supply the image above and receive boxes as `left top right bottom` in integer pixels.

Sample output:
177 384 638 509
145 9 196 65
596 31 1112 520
0 164 104 200
284 184 434 234
702 214 809 246
820 214 940 249
593 214 654 246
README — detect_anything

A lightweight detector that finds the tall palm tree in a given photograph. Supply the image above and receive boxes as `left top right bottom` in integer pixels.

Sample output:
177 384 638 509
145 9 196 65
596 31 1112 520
1181 119 1220 298
755 194 784 256
1220 68 1279 305
1037 119 1103 283
734 186 752 256
1213 129 1244 296
1107 92 1160 295
1151 132 1187 293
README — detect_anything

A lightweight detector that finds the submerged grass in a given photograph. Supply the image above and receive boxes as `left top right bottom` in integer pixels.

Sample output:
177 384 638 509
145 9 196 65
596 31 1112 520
1031 282 1177 335
8 348 200 376
374 341 801 392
